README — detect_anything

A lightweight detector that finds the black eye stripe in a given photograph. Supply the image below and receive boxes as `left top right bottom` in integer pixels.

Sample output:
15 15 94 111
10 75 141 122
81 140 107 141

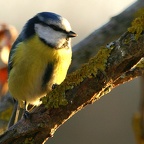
40 22 68 34
48 24 68 34
48 24 61 31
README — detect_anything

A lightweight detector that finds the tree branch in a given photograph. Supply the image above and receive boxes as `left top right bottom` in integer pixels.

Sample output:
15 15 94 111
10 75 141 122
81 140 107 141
0 27 144 143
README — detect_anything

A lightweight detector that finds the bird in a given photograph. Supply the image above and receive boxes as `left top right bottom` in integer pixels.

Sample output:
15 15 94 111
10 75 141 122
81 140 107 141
8 12 77 127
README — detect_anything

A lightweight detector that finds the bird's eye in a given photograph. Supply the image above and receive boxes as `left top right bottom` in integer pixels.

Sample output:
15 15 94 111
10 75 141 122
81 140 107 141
49 24 61 31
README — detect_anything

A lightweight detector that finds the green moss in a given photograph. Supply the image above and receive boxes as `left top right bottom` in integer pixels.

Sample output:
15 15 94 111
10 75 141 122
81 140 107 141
135 58 144 68
42 46 113 108
42 86 68 108
128 14 144 40
123 37 131 45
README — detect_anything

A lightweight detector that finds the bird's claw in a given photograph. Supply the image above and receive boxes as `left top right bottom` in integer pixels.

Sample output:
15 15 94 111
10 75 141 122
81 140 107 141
52 83 59 89
23 110 31 119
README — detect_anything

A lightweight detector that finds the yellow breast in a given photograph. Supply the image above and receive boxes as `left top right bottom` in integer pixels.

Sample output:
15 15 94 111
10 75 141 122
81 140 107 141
8 35 72 108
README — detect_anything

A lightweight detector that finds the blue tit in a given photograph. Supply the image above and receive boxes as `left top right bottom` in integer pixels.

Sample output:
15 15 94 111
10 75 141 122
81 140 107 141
8 12 77 127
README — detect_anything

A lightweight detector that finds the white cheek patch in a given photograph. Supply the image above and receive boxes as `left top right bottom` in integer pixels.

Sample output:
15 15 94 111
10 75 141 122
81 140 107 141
34 24 67 48
35 24 49 39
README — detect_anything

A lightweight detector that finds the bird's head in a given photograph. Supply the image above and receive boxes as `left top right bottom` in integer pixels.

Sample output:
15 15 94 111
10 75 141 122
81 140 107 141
21 12 77 49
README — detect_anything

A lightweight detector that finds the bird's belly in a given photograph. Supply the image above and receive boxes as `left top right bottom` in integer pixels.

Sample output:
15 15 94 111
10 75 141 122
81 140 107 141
8 54 71 108
8 62 47 107
8 40 72 108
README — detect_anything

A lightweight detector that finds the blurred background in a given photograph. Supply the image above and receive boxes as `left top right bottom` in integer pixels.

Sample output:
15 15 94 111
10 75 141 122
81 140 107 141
0 0 140 143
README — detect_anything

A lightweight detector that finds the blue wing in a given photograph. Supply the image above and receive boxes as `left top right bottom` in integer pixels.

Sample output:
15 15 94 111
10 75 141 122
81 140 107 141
8 36 23 74
8 15 38 74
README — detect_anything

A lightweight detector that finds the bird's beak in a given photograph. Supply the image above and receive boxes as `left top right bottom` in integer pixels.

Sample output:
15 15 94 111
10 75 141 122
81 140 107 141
67 31 77 38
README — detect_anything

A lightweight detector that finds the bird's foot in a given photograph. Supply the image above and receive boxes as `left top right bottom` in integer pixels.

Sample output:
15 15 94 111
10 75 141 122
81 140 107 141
23 110 31 119
52 83 59 89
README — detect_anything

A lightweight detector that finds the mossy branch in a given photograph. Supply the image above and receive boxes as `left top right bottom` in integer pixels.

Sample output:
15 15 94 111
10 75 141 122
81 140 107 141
0 13 144 143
